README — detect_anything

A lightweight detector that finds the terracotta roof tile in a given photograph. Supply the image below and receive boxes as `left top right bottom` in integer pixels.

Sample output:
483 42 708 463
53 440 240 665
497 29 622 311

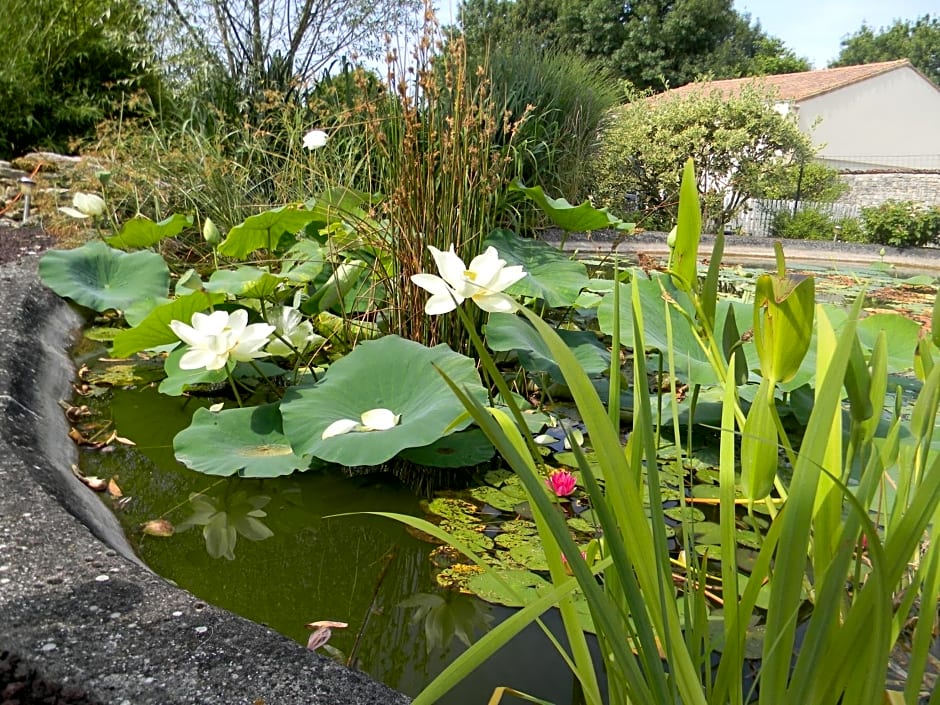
656 59 913 103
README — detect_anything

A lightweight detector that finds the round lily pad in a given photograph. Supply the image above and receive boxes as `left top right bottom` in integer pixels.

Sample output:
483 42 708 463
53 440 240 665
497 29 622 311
39 241 169 312
280 335 486 466
400 428 494 468
174 403 313 477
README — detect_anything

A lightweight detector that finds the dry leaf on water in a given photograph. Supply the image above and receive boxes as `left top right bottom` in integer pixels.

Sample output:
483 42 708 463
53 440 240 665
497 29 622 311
140 519 174 537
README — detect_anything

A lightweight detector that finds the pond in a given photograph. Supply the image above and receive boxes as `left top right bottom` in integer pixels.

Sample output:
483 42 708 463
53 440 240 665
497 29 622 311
65 246 939 705
76 380 598 704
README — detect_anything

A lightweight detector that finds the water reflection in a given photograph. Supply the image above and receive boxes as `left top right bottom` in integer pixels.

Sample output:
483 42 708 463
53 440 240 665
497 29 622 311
82 385 598 704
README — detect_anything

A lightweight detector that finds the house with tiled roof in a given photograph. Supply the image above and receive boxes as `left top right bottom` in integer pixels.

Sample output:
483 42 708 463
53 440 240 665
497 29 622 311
659 59 940 173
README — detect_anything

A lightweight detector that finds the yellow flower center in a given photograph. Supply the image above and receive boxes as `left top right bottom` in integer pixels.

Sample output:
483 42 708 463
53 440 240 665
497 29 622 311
463 269 477 281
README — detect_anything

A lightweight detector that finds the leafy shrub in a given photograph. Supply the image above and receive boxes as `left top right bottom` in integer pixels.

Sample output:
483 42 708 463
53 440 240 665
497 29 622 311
861 200 940 248
594 84 814 228
754 161 848 202
0 0 160 157
771 208 837 241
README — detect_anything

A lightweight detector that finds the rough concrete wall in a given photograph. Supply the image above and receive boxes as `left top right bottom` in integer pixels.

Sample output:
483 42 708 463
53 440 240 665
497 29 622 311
836 172 940 208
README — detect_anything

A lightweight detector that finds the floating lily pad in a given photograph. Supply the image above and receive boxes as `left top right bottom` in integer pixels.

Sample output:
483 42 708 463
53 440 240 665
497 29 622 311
464 569 551 607
280 335 486 466
399 428 494 468
507 540 549 571
39 241 170 313
425 497 480 523
664 506 706 523
470 486 524 513
174 403 313 477
83 327 122 343
438 521 494 553
84 361 164 387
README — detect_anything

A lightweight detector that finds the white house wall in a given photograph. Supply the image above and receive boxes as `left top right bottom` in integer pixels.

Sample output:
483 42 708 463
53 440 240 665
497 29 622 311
797 68 940 170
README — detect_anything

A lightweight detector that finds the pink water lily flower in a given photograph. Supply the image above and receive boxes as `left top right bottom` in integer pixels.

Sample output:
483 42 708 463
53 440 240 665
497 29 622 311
546 469 577 497
411 244 526 315
169 309 275 371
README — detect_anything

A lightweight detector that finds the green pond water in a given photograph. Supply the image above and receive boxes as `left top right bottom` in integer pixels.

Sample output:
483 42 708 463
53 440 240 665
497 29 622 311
80 384 592 704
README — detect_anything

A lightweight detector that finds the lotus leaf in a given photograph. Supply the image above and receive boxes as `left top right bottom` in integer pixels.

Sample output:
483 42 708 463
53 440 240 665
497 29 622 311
110 291 224 358
483 229 590 308
509 181 631 233
39 241 170 313
105 214 193 250
597 275 716 385
158 347 227 396
400 429 494 468
485 313 609 382
280 336 486 466
206 267 282 299
857 313 921 372
217 206 322 258
280 239 326 283
174 403 313 477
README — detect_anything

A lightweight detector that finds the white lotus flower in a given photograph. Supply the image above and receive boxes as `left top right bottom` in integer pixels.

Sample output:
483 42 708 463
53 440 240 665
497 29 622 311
410 244 526 315
169 309 275 371
59 192 106 219
321 408 401 439
303 129 328 150
265 306 324 357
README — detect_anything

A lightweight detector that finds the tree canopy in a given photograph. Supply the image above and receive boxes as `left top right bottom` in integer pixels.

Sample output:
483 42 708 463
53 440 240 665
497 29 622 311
593 85 816 227
832 14 940 85
457 0 810 90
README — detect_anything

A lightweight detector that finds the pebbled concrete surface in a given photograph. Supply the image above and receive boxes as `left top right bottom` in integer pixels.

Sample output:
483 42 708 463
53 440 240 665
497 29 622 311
0 256 411 705
544 229 940 271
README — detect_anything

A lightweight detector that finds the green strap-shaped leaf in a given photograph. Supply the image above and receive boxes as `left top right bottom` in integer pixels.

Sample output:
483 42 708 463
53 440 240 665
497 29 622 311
670 158 701 292
740 379 779 499
105 214 193 250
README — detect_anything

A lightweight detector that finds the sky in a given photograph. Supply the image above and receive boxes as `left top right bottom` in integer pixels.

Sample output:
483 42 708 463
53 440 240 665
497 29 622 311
732 0 936 68
434 1 936 70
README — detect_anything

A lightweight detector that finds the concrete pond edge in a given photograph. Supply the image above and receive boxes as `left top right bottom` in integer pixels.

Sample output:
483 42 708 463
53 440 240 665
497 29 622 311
0 256 411 705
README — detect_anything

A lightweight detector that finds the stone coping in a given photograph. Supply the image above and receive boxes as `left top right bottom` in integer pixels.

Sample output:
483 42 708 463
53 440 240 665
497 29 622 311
0 256 411 705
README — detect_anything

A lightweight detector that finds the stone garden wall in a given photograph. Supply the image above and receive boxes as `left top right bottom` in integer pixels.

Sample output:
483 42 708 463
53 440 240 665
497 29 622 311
836 171 940 208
